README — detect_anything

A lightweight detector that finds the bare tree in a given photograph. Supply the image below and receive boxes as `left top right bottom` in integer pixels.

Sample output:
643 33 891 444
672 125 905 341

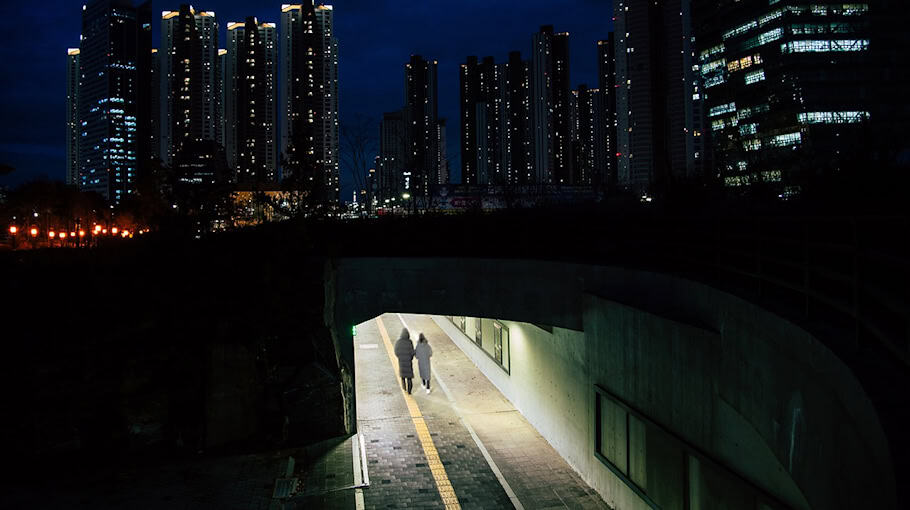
340 113 378 214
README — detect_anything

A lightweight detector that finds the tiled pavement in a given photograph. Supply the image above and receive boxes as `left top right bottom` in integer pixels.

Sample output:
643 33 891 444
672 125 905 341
355 315 513 509
355 313 610 510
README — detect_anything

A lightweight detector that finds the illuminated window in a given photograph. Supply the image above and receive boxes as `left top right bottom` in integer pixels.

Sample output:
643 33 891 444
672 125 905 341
743 138 763 151
699 43 725 61
704 74 726 88
797 111 869 124
701 58 726 75
723 20 758 40
769 132 802 147
739 123 758 136
781 39 869 53
740 28 783 51
710 102 737 117
745 69 766 84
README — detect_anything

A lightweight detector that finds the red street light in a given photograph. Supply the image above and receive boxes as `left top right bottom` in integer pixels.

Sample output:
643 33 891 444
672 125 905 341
111 227 119 235
78 230 86 237
48 231 56 239
30 228 38 237
8 225 17 235
59 232 67 240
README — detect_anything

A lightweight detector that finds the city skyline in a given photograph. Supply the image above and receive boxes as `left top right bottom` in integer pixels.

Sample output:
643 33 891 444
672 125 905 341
0 0 612 201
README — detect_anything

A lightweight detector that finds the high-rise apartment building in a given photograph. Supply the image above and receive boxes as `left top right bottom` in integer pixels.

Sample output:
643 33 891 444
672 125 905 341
217 48 226 149
503 51 534 185
280 2 339 205
531 26 573 185
597 37 617 188
692 1 892 194
572 85 605 186
149 48 161 165
460 56 503 185
405 55 439 202
614 0 698 195
77 0 151 204
136 5 154 170
66 48 80 187
226 18 277 183
160 5 221 168
437 119 448 185
378 109 407 202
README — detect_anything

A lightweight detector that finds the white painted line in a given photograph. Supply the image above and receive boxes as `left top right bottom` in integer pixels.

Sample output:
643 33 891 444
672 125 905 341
358 344 379 349
352 434 365 510
397 313 525 510
359 432 370 487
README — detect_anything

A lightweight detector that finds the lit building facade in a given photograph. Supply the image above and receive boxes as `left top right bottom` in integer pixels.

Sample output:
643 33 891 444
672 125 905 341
66 49 80 186
531 26 573 185
226 18 277 184
149 48 161 165
280 2 339 205
692 1 882 193
503 51 534 185
217 48 226 149
160 6 222 167
614 0 698 195
378 109 407 203
460 56 503 185
135 5 154 170
437 119 448 185
597 37 617 189
572 85 605 186
77 0 152 204
405 55 440 202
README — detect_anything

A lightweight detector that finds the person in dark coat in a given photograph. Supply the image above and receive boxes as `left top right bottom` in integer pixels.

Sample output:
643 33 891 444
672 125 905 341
415 333 433 393
394 328 415 394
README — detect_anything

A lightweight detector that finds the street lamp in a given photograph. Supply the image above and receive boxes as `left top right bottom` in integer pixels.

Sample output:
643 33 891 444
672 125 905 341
30 227 38 237
9 225 17 235
111 227 119 235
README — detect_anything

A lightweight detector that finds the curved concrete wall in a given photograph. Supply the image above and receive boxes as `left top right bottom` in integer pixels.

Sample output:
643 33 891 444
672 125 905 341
330 258 896 509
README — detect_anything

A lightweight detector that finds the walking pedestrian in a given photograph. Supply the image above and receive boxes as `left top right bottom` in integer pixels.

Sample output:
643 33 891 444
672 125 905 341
415 333 433 394
394 328 415 394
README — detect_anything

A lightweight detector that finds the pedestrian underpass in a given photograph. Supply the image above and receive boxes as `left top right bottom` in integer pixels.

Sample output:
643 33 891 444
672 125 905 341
332 258 896 509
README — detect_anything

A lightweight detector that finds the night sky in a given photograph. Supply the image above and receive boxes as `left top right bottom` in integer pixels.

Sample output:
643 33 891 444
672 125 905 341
0 0 612 201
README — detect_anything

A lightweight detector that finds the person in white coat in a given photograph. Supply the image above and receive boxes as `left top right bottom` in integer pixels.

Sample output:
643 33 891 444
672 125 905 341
415 333 433 394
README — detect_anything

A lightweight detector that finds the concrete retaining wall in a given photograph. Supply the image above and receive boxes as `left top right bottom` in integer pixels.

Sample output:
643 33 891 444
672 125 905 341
333 257 896 509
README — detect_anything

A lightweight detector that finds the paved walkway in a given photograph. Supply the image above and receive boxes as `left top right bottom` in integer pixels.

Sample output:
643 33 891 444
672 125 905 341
355 313 610 510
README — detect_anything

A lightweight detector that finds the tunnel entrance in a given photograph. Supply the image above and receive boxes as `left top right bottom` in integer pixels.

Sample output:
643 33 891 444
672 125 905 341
352 312 605 509
333 258 896 509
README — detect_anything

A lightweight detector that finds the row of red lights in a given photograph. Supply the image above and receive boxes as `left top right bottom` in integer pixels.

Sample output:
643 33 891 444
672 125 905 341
9 225 148 239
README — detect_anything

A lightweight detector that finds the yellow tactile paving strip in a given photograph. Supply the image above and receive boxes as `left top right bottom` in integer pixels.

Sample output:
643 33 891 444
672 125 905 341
376 315 462 510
